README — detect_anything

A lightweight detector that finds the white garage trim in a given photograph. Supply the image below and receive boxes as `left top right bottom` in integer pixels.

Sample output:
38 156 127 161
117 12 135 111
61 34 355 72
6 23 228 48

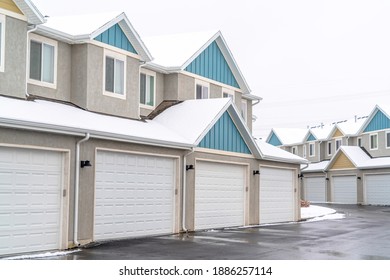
0 144 70 255
364 173 390 206
331 175 357 204
259 165 298 224
93 148 180 241
194 159 249 230
304 176 327 203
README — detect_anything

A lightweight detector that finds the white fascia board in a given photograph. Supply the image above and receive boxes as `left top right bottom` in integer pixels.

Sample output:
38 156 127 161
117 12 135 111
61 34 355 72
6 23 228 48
262 155 308 164
14 0 46 25
0 119 193 150
242 93 262 101
357 105 379 134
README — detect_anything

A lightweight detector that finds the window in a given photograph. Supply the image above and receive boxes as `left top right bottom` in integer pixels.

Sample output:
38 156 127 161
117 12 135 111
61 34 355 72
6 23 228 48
387 132 390 149
222 88 234 101
104 49 126 98
241 99 247 121
327 141 332 156
370 134 378 150
292 146 297 155
309 143 315 157
303 145 307 158
0 14 5 72
195 80 209 99
28 34 57 87
335 138 342 151
140 69 156 107
357 137 362 147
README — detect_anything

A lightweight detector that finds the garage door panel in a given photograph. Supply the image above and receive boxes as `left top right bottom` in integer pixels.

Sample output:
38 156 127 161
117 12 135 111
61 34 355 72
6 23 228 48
332 176 357 204
365 174 390 205
0 147 64 255
260 167 295 224
95 151 175 241
305 177 326 202
195 161 245 230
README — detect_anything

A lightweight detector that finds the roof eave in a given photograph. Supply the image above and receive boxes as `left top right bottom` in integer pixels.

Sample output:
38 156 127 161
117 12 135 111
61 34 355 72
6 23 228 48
14 0 46 25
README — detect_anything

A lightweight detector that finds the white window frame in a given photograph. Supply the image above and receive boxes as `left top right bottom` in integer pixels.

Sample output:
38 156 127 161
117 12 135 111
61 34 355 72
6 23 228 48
0 14 5 72
139 68 156 109
103 49 126 99
303 145 307 158
335 138 342 151
309 142 315 157
241 99 248 122
28 33 58 89
195 79 209 99
386 131 390 149
370 133 378 150
291 146 297 155
357 137 362 147
327 141 332 156
222 88 235 101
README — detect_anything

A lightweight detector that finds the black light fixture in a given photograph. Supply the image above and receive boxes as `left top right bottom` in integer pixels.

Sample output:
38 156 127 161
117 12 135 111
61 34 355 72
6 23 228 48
80 160 92 168
298 174 304 178
325 178 330 181
253 170 260 175
357 177 361 180
186 164 194 171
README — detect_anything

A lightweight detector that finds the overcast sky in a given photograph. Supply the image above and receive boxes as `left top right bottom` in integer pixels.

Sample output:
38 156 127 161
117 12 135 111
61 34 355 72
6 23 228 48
33 0 390 139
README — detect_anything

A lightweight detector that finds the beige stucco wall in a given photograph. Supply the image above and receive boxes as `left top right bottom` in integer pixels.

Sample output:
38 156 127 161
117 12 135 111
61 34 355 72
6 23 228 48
0 16 27 99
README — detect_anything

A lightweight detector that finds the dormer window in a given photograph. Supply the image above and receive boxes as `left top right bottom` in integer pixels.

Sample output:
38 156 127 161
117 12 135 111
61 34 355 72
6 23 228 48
103 49 126 99
28 34 57 88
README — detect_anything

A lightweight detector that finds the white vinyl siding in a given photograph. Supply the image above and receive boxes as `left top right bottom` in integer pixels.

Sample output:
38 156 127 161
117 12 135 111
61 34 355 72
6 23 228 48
140 70 156 108
104 50 126 98
0 147 64 255
0 14 5 72
259 167 295 224
94 150 175 240
28 34 57 88
195 161 246 230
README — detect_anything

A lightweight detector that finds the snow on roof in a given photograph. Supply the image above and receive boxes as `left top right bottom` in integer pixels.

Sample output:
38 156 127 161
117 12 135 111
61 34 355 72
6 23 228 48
41 12 122 37
256 140 308 164
143 30 218 68
153 98 230 144
337 146 371 167
0 96 190 147
336 116 367 136
271 128 308 145
302 160 329 172
310 124 333 140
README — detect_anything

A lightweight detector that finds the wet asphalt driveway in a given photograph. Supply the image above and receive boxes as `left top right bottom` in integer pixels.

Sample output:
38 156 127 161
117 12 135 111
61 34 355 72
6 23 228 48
46 204 390 260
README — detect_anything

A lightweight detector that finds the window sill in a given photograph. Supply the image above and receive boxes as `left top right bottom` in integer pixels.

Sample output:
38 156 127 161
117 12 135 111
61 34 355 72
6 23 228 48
28 79 57 89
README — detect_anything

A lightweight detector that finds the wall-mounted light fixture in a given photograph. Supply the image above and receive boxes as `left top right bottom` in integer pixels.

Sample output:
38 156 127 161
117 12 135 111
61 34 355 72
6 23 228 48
357 177 361 180
80 160 92 168
298 174 304 178
186 164 194 171
253 170 260 175
325 178 330 181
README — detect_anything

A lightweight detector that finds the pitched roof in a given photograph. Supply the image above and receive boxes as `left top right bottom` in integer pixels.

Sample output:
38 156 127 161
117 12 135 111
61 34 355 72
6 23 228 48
14 0 46 25
266 128 308 146
301 160 329 172
35 12 152 61
143 31 252 95
359 104 390 134
256 140 308 164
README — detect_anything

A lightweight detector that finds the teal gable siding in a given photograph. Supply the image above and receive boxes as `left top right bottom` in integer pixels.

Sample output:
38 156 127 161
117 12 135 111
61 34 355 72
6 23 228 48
307 133 316 141
267 132 282 146
364 110 390 132
185 41 239 88
198 112 251 154
94 24 138 54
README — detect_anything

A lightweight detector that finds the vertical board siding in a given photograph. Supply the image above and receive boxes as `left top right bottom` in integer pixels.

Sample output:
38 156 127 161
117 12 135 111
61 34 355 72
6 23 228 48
185 41 239 88
268 132 283 146
330 153 355 169
94 24 138 54
199 112 251 154
307 133 316 141
0 0 23 14
364 110 390 132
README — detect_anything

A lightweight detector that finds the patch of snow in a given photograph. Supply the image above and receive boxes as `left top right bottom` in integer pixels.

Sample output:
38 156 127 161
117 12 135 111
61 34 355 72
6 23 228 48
306 213 346 222
301 205 336 219
1 249 81 260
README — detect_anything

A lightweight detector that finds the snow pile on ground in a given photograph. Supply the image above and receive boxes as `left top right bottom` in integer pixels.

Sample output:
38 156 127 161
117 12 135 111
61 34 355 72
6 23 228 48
301 205 345 222
1 249 81 260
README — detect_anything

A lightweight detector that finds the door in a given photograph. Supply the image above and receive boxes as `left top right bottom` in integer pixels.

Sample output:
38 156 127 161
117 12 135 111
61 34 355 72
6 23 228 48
304 177 326 202
365 174 390 205
195 161 246 230
0 147 64 255
94 150 176 240
332 175 357 204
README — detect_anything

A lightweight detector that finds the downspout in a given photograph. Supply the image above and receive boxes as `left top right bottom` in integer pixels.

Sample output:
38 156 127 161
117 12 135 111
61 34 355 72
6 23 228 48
74 133 90 246
182 147 195 233
26 25 38 97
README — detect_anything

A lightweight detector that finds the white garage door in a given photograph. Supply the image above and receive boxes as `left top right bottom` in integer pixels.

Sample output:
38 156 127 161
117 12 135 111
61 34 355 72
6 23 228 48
0 147 64 256
260 167 295 224
365 174 390 205
332 176 357 204
94 150 175 241
305 177 326 202
195 161 246 230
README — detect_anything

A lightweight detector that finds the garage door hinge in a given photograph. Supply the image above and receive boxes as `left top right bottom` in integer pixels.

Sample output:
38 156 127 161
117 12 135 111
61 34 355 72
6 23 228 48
175 189 178 195
63 189 67 197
